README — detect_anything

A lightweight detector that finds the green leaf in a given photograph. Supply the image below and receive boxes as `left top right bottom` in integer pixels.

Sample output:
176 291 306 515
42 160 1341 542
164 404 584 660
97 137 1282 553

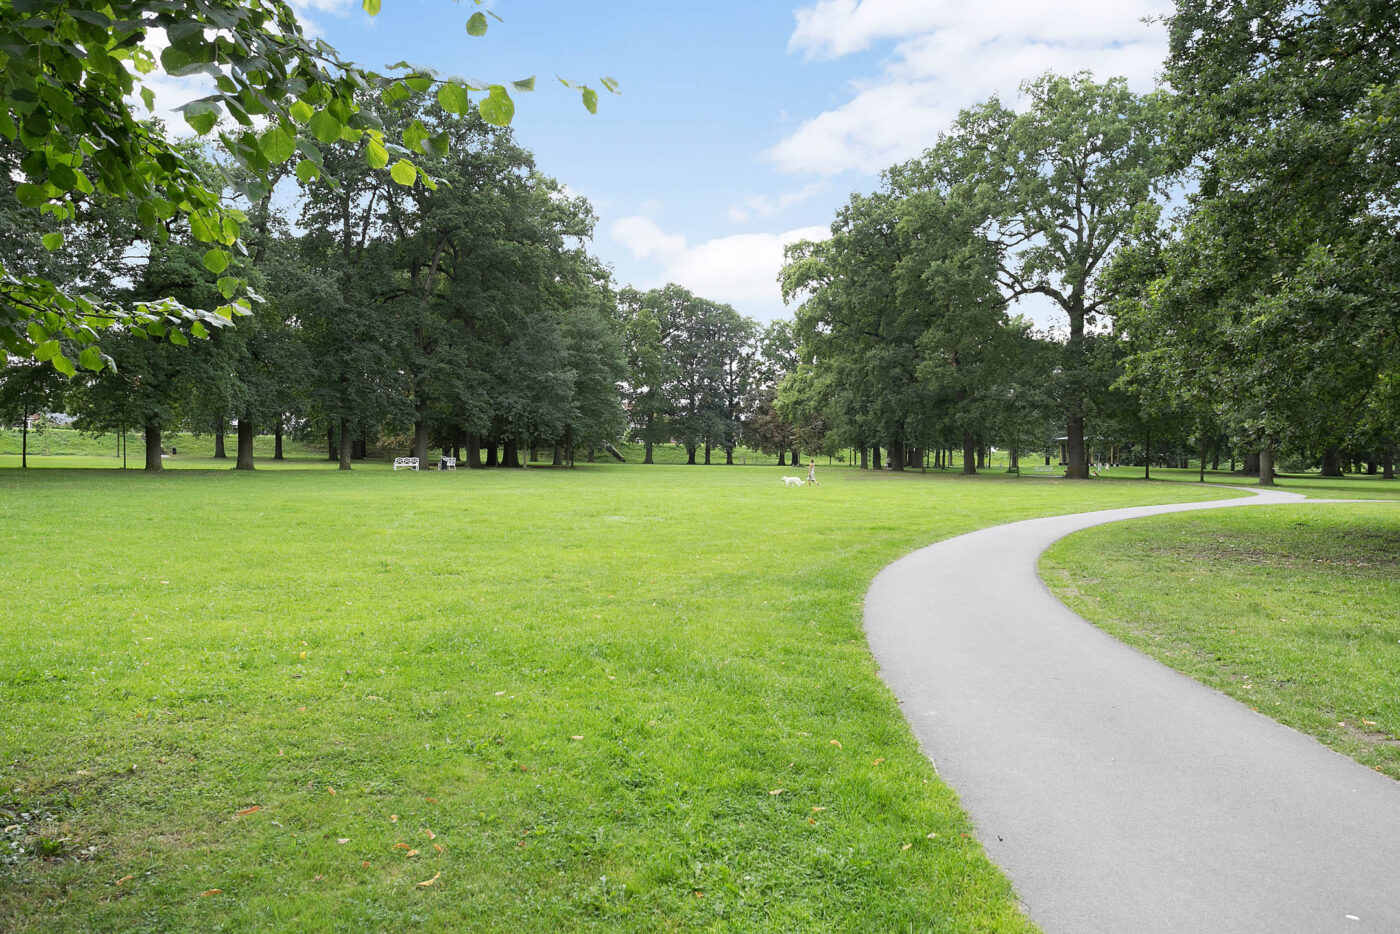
52 353 76 377
600 76 621 94
437 82 471 115
259 126 297 164
182 101 220 135
14 183 48 207
203 248 230 274
308 110 342 144
34 339 59 361
478 86 515 126
295 159 320 183
466 12 488 36
217 276 239 298
41 231 64 251
289 100 314 125
168 330 189 347
365 137 389 169
140 86 155 112
362 0 381 13
78 345 104 372
512 77 536 93
389 160 417 186
26 321 48 344
191 321 209 339
582 88 598 115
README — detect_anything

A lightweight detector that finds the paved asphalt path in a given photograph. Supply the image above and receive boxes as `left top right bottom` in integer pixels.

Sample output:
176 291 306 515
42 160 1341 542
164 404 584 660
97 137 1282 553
864 487 1400 933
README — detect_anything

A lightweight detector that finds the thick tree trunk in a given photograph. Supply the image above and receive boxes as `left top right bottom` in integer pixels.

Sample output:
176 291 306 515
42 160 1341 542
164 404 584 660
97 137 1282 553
790 446 800 466
354 436 367 459
1009 445 1020 473
274 423 284 461
452 443 461 461
1144 428 1151 480
213 418 227 459
962 430 977 476
1259 443 1275 486
236 417 255 470
503 439 521 468
413 416 429 463
338 419 352 470
485 442 498 468
859 447 868 470
1319 447 1343 477
1065 413 1088 479
778 449 787 467
1242 452 1259 475
144 423 163 472
643 440 654 464
686 444 696 465
704 442 711 465
328 424 337 461
889 441 905 471
976 445 986 470
1366 460 1377 475
872 446 882 470
1384 448 1395 480
553 444 563 466
725 446 733 466
1199 438 1207 483
1211 449 1220 471
466 433 482 468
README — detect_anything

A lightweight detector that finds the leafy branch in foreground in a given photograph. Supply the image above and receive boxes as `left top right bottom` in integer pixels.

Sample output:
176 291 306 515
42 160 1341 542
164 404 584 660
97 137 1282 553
0 0 618 373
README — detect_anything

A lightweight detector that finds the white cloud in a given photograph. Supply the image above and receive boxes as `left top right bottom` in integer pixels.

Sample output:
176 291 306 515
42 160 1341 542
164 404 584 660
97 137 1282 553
774 0 1172 175
610 217 829 310
727 180 830 223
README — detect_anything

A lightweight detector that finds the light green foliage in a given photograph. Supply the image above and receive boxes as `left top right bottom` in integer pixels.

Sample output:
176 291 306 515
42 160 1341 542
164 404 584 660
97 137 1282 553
0 466 1239 930
1044 504 1400 779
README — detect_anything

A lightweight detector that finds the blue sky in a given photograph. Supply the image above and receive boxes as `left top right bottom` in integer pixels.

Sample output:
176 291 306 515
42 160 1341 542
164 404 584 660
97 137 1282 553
153 1 1174 324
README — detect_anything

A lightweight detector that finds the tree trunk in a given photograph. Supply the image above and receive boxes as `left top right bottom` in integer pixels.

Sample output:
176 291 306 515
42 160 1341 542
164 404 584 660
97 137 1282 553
1259 443 1275 486
274 423 284 461
413 415 429 463
466 433 482 468
686 444 697 465
962 430 977 475
1366 460 1378 475
778 449 787 467
354 437 367 459
503 439 521 468
725 446 734 466
1009 445 1020 473
1065 412 1088 479
704 442 711 465
328 424 337 461
872 446 882 469
485 442 498 467
1199 437 1206 483
213 418 227 459
1242 452 1259 475
643 440 654 464
529 445 539 463
859 447 868 470
1144 428 1151 480
338 419 352 470
1383 448 1395 480
236 417 255 470
20 409 27 469
1211 449 1220 471
1320 447 1343 477
889 441 905 471
553 444 563 466
144 423 163 472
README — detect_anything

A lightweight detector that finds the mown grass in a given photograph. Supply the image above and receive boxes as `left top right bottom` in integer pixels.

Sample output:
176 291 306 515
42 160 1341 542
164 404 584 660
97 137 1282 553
1042 503 1400 780
0 466 1238 932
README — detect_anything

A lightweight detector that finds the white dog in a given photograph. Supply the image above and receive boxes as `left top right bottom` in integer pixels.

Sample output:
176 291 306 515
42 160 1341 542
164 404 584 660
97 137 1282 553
781 476 804 487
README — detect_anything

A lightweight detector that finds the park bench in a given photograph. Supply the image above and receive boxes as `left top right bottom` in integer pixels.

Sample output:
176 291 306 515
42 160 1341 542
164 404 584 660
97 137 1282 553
439 456 456 470
393 457 419 471
1031 464 1059 476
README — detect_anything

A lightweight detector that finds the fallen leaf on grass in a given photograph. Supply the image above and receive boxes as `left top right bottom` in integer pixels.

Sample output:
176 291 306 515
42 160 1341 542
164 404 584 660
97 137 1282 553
423 828 436 840
433 843 444 854
829 740 842 749
417 872 440 888
327 787 336 796
406 849 419 857
768 789 784 795
872 758 885 766
811 806 826 813
796 731 811 737
1362 719 1377 726
200 889 221 897
394 843 411 850
808 818 816 826
424 797 438 805
337 838 349 845
236 806 260 816
927 832 938 839
901 843 912 851
390 814 399 823
570 735 583 741
362 861 370 868
494 691 506 696
115 875 133 886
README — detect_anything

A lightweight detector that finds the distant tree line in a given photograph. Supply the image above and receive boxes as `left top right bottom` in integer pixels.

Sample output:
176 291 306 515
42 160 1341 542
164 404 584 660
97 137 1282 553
779 0 1399 482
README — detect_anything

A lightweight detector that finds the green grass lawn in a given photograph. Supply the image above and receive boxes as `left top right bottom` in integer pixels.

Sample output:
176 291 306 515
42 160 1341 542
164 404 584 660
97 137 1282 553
0 466 1238 932
1042 503 1400 780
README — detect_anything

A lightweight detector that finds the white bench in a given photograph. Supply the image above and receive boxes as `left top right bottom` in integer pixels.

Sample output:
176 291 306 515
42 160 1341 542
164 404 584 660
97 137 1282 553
393 457 419 471
1031 464 1059 475
440 456 456 471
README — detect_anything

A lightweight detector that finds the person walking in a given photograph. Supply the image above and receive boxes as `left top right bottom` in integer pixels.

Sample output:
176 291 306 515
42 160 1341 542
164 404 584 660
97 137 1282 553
806 459 819 485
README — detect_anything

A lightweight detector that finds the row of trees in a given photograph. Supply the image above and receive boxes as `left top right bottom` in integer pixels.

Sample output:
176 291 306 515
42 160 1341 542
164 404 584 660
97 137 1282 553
779 0 1399 482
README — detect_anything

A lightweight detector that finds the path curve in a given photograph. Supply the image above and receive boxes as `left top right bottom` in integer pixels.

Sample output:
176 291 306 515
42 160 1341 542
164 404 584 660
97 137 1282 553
864 487 1400 933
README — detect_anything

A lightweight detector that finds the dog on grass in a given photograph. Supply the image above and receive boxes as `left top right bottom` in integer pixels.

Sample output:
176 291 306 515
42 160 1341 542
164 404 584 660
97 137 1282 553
781 476 804 487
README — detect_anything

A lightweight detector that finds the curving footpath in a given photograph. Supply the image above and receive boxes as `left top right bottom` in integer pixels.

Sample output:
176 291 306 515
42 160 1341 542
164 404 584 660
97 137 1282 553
865 487 1400 933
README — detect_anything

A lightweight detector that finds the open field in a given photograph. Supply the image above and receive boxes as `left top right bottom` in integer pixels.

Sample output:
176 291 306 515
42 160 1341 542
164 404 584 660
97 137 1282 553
0 466 1238 932
1042 503 1400 780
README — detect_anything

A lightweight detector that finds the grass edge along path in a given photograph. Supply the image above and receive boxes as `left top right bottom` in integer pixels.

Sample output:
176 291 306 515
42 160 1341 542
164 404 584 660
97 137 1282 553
1041 502 1400 781
0 467 1235 932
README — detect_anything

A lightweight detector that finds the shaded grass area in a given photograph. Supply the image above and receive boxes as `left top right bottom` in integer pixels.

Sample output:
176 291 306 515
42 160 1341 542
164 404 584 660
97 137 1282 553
1094 465 1400 500
0 467 1236 932
1042 504 1400 780
0 428 323 464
